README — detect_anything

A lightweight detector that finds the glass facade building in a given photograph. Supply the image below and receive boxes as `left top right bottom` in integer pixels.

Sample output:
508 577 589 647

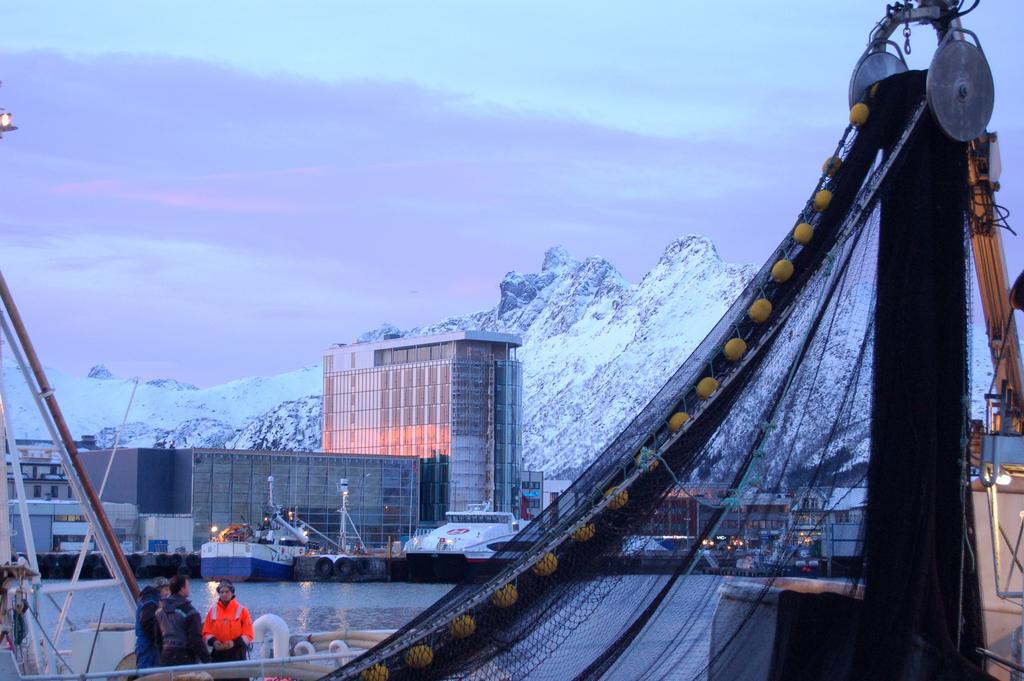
323 331 523 524
191 449 418 550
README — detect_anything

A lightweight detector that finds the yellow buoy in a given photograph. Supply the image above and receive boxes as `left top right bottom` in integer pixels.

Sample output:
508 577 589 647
723 338 747 362
606 487 629 510
771 259 794 284
635 450 660 470
361 664 389 681
850 102 870 126
572 523 596 542
822 156 842 177
793 222 814 245
749 298 772 323
532 552 558 577
450 614 476 639
667 411 690 432
404 644 433 669
696 376 719 400
492 583 518 608
813 189 833 212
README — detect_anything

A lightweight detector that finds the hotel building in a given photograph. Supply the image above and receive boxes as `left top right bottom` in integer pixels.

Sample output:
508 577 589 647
323 331 523 524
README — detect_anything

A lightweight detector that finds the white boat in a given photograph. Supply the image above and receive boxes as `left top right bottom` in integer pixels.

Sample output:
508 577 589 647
404 503 527 582
200 475 311 581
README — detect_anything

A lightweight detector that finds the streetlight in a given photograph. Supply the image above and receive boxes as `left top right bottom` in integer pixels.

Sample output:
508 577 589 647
0 109 16 137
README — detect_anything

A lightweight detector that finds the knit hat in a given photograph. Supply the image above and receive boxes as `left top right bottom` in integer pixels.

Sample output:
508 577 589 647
152 576 170 588
216 579 235 593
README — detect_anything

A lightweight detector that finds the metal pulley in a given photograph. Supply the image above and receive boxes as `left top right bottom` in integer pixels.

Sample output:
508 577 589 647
926 28 994 142
849 41 908 106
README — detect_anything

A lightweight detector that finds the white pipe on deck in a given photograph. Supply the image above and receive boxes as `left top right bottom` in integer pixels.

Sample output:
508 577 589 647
253 613 290 659
293 640 316 656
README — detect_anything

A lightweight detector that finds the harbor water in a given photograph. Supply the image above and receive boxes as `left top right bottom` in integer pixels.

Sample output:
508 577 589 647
36 580 455 649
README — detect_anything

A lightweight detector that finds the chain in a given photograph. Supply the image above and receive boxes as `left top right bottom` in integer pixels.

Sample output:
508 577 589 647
903 21 913 55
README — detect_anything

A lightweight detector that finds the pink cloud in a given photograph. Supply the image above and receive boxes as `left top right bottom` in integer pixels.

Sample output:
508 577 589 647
51 179 304 214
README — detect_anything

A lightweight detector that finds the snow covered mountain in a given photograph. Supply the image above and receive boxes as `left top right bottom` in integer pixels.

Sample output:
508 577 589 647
2 361 321 451
1 236 1002 479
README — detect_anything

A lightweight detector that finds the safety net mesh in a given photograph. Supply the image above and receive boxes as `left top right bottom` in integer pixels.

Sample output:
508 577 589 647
325 70 987 681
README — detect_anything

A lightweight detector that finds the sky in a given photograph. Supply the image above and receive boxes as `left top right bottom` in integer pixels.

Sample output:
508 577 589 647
1 1 1022 386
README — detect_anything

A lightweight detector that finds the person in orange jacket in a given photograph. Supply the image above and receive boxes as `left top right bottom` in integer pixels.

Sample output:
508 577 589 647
202 579 254 677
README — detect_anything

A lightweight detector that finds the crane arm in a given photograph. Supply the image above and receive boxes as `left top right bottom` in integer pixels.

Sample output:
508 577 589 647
968 132 1024 433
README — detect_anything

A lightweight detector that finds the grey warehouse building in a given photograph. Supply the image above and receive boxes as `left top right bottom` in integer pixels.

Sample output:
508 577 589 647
81 448 419 551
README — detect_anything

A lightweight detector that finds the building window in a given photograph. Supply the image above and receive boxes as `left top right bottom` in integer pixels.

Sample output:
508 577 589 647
51 486 59 498
33 485 41 498
67 487 73 499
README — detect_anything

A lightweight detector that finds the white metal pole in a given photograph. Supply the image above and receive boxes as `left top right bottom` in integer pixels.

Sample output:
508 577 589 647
52 377 138 644
0 338 46 673
0 387 13 567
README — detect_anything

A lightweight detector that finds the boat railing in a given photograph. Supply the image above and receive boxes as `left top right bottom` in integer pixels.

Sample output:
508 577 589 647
20 650 355 681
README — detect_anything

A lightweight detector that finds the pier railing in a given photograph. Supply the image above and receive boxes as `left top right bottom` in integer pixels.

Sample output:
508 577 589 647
20 650 354 681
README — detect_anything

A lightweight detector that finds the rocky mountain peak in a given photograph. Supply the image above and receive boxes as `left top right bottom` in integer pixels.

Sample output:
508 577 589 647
541 245 576 272
658 234 722 267
87 365 113 380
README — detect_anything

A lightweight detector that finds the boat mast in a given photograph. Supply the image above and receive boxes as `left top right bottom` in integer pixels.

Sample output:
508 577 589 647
0 269 139 604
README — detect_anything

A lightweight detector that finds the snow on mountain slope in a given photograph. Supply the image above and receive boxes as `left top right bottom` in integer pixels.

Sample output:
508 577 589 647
1 237 1007 480
2 360 321 449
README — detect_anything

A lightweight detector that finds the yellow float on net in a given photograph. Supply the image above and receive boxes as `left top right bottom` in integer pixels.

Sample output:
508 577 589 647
635 450 660 471
667 411 690 433
813 189 833 212
572 523 596 542
822 156 842 177
749 298 772 323
404 644 434 669
361 664 389 681
605 487 629 510
850 102 870 127
492 583 519 608
532 552 558 577
793 222 814 245
771 259 794 284
723 337 747 362
696 376 719 400
450 614 476 639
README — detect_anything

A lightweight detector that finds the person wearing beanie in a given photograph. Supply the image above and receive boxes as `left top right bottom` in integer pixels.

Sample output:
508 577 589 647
134 576 170 670
202 579 254 679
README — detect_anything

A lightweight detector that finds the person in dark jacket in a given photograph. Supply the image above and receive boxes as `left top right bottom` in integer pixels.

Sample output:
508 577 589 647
154 575 211 666
134 576 169 670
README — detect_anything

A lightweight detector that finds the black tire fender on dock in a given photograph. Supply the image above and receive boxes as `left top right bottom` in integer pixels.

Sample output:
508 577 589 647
353 558 369 576
315 557 334 578
334 558 353 579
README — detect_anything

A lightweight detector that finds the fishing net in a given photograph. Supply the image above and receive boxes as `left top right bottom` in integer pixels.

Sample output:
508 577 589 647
325 71 986 681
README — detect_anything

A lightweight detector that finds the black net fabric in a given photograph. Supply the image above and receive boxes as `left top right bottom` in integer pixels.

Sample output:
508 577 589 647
324 71 986 681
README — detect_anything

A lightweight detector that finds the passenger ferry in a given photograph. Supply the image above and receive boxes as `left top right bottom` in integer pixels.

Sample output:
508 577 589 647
405 504 525 582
